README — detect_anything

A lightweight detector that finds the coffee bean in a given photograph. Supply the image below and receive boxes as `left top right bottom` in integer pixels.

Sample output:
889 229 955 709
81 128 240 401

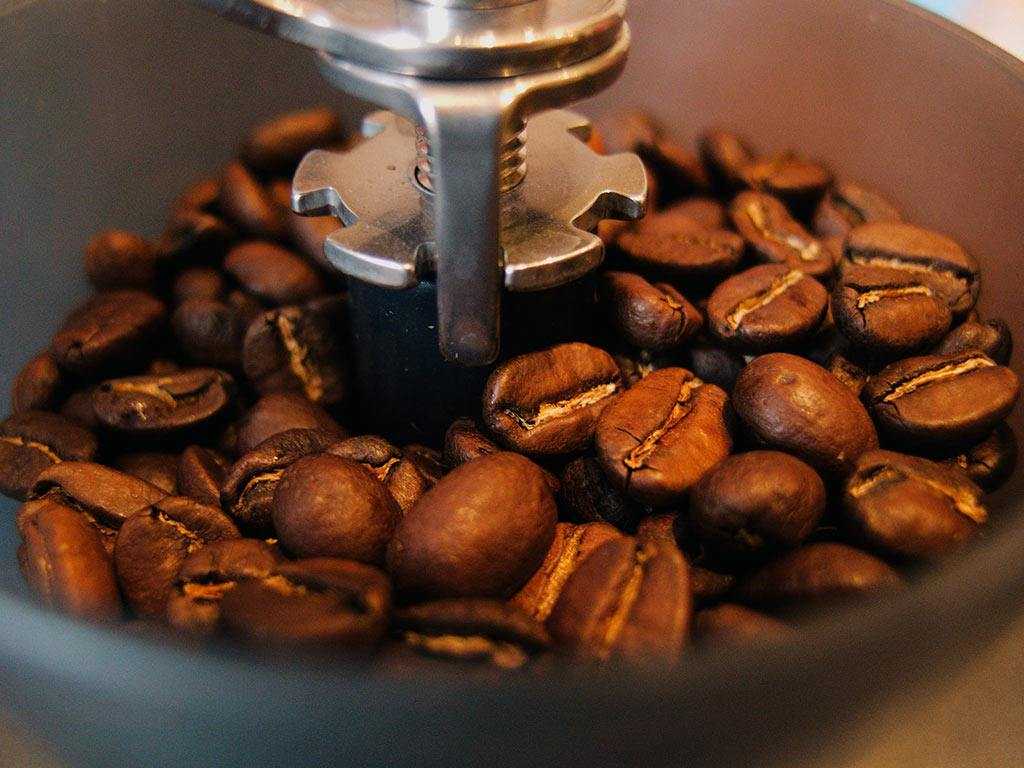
166 538 282 636
173 267 225 304
692 603 791 645
220 557 391 647
114 496 240 617
832 262 952 360
616 213 744 282
241 297 348 408
443 418 499 468
661 197 727 231
387 452 557 599
394 599 551 668
625 115 709 201
327 435 429 513
93 368 235 437
240 107 344 176
160 208 235 264
272 453 399 563
18 498 122 621
0 412 98 500
236 392 345 456
689 451 825 563
943 423 1017 492
699 129 755 192
177 446 229 506
813 182 902 239
730 191 836 282
171 177 221 217
843 449 985 559
547 537 690 662
113 452 179 495
400 444 448 486
218 161 287 240
84 230 160 292
737 542 903 614
595 368 732 506
732 353 878 476
845 222 980 315
11 353 64 414
601 271 703 351
707 264 828 353
935 317 1012 365
51 291 166 377
826 353 869 397
511 521 623 623
681 340 746 391
221 428 338 533
172 298 245 369
634 513 678 546
739 152 832 220
224 241 326 306
559 456 643 530
482 343 621 455
864 351 1019 449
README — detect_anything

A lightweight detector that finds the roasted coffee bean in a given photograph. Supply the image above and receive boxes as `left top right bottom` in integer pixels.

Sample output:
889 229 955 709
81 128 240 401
387 452 557 599
624 115 708 201
51 290 166 377
732 353 878 476
160 208 235 264
166 538 282 636
224 241 326 306
395 599 551 669
813 182 902 239
512 522 623 623
12 353 64 414
739 152 832 220
547 537 690 662
171 176 221 217
692 603 791 645
699 129 755 192
401 444 447 486
84 230 160 292
18 499 121 621
0 412 98 500
707 264 828 353
172 298 245 368
635 513 678 546
241 298 348 408
221 428 338 533
59 389 99 429
595 368 732 506
935 317 1012 365
845 222 980 315
443 418 499 468
114 496 240 618
832 263 952 360
864 351 1019 449
173 267 225 304
220 558 391 647
601 271 703 351
327 435 429 513
236 392 345 456
689 566 737 607
736 542 902 612
177 446 229 506
616 213 744 282
943 423 1017 492
113 452 179 495
218 160 287 240
843 449 986 560
681 340 745 391
559 456 643 530
93 368 235 437
827 353 869 397
730 191 835 282
272 453 399 563
240 107 344 175
482 343 621 455
689 451 825 562
661 197 727 231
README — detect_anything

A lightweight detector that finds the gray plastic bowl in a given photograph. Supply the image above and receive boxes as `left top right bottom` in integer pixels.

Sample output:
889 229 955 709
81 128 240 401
1 1 1022 766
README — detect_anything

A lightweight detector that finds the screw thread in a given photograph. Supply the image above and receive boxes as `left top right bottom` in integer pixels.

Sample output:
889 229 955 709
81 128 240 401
415 121 527 194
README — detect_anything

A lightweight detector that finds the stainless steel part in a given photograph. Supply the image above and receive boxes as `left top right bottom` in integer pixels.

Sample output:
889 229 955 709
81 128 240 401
198 0 646 365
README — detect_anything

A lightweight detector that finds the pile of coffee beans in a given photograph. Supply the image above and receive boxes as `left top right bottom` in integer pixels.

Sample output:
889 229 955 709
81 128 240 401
2 107 1020 668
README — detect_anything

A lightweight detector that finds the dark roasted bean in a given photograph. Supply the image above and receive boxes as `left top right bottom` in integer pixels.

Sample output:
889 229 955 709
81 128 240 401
661 197 727 231
240 107 344 175
707 264 827 353
387 452 557 600
173 267 225 304
547 537 690 662
171 177 221 217
739 153 832 219
559 456 643 530
689 451 825 562
482 343 621 456
624 115 708 201
114 496 240 617
327 435 429 513
172 298 245 369
224 241 326 306
681 340 745 392
400 444 447 486
0 412 98 500
601 271 703 351
730 191 836 282
732 353 878 476
843 449 985 559
699 129 755 192
827 352 869 397
864 352 1019 449
235 392 345 456
616 213 744 282
12 353 64 414
845 222 980 315
84 230 160 292
595 368 732 506
935 317 1013 365
218 161 287 240
443 418 499 468
177 446 229 506
942 423 1017 492
113 452 179 495
692 603 791 645
220 558 391 647
813 182 902 239
160 208 235 264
